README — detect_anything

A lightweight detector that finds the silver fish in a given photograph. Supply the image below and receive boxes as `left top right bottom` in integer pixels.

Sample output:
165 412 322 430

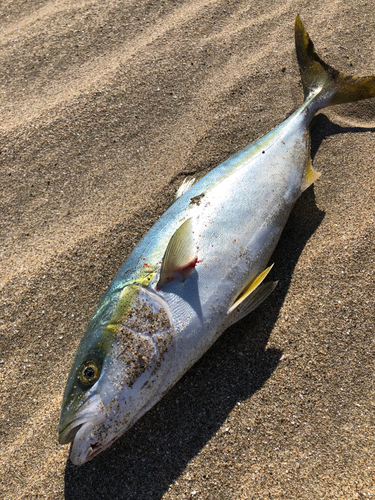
58 16 375 465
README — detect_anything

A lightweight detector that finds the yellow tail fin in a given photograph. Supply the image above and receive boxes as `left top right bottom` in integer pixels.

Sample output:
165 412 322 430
295 15 375 106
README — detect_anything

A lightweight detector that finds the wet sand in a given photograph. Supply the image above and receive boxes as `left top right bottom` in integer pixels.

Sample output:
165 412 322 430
1 1 374 498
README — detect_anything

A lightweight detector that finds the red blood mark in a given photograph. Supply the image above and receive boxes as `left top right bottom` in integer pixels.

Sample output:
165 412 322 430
175 256 201 272
156 257 202 290
183 256 203 269
185 258 198 270
180 257 203 282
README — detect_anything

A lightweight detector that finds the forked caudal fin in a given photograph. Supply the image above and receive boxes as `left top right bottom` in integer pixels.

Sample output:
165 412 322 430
295 15 375 108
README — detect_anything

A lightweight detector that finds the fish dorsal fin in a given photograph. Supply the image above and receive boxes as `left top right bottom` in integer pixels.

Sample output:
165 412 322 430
301 156 321 192
228 264 274 314
169 176 199 206
175 177 197 200
157 218 197 289
225 281 278 329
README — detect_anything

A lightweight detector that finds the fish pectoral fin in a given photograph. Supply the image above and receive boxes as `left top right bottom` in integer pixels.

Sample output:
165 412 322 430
228 264 274 314
157 218 197 289
301 156 321 192
225 281 278 329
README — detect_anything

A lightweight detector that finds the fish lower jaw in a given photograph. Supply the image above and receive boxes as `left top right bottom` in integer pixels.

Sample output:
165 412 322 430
67 398 128 465
69 416 129 465
68 391 168 465
59 393 107 463
69 420 108 465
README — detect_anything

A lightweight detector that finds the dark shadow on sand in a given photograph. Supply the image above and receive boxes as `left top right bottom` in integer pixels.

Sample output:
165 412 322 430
64 113 374 500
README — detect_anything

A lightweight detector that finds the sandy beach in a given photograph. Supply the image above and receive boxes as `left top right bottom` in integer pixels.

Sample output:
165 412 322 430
1 1 374 498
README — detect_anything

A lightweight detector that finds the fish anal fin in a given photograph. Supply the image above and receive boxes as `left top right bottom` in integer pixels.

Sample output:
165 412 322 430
228 264 274 315
301 156 321 192
157 218 197 289
225 281 278 329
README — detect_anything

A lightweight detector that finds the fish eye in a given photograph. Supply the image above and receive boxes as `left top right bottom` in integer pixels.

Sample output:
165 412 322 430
78 359 100 387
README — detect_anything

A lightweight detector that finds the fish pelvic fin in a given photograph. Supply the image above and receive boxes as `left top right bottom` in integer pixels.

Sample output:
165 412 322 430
295 15 375 107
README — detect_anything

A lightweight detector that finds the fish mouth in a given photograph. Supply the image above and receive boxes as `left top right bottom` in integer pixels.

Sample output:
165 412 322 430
58 393 104 450
67 419 119 465
58 416 88 445
58 393 120 465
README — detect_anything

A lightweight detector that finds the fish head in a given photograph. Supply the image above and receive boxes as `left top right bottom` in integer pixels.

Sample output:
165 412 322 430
58 284 175 465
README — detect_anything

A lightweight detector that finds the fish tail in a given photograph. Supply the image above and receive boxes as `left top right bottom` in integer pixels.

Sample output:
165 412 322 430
295 15 375 107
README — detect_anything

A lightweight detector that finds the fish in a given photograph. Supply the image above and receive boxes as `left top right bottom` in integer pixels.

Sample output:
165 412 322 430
58 16 375 465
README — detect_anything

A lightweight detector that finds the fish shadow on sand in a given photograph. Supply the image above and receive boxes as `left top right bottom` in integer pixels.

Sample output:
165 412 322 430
63 114 373 500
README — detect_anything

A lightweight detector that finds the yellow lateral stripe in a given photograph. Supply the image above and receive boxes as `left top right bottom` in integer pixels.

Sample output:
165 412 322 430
228 264 274 314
